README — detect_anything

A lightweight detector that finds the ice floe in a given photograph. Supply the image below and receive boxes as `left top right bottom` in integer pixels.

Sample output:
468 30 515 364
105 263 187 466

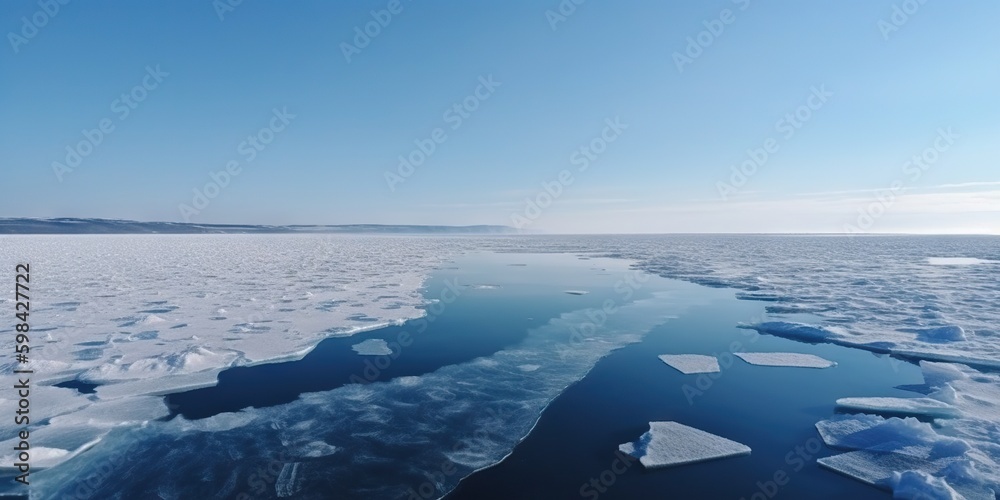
658 354 721 374
618 421 750 469
734 352 836 368
351 339 393 356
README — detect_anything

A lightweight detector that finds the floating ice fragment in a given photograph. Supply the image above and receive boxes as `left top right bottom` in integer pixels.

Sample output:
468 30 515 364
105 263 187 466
734 352 836 368
351 339 393 356
517 364 541 372
836 397 961 419
618 421 750 469
658 354 720 374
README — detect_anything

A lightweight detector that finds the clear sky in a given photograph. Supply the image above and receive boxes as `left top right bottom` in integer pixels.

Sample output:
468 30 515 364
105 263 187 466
1 0 997 233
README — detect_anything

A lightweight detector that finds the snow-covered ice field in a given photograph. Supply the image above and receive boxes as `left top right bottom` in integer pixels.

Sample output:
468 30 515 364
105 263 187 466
2 234 999 499
0 235 453 476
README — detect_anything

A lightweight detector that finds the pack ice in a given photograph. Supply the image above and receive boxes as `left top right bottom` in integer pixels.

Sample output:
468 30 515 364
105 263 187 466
815 361 1000 499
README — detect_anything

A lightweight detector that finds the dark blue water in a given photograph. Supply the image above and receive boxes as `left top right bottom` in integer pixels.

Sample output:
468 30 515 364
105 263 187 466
448 293 918 499
34 252 924 499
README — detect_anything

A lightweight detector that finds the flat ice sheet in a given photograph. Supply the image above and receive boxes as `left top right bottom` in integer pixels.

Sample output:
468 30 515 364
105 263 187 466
351 339 393 356
835 397 960 418
658 354 720 374
618 421 750 469
734 352 836 368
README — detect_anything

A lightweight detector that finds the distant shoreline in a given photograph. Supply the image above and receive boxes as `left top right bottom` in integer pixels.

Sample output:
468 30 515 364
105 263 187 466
0 218 520 235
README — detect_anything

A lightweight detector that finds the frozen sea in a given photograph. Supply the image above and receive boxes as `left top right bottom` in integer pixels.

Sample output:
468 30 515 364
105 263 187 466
1 234 998 499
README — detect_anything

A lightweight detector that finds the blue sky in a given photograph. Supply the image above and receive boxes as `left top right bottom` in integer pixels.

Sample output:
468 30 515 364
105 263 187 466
1 0 997 233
